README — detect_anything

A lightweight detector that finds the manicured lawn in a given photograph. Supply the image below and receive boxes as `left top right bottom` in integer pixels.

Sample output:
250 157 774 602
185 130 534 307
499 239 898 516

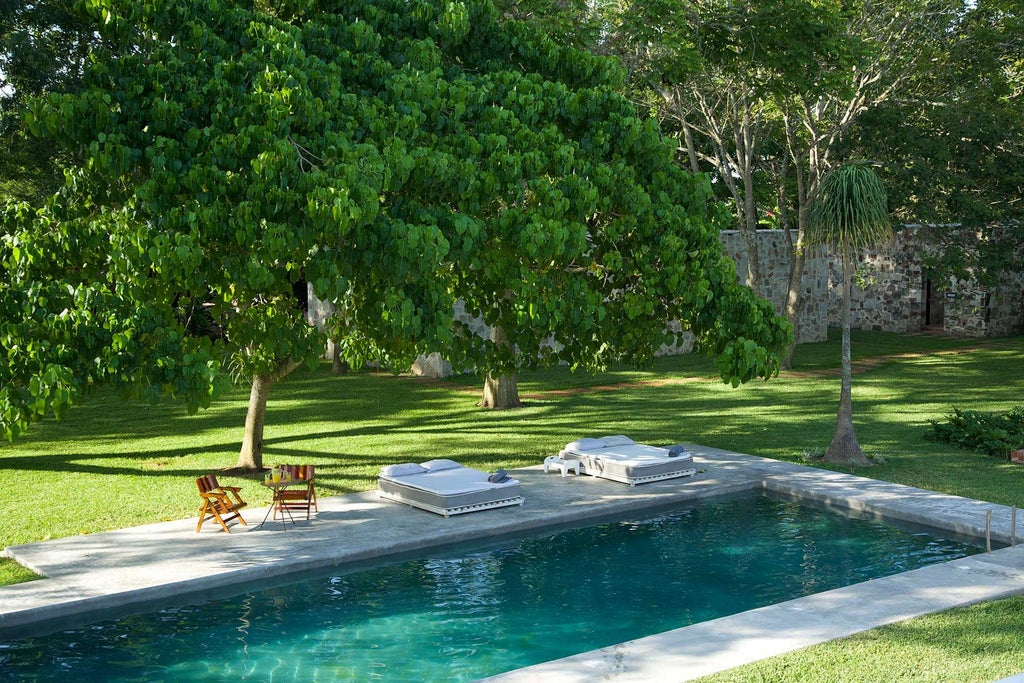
1 329 1023 678
4 330 1021 552
693 594 1024 683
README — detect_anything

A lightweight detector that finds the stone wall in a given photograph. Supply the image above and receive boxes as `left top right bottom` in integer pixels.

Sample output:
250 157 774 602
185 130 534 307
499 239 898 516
824 226 1024 337
940 277 1024 338
719 230 828 343
824 228 926 332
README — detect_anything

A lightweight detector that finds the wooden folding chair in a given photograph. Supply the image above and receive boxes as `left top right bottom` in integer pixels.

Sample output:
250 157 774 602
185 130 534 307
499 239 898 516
274 465 318 520
196 474 248 533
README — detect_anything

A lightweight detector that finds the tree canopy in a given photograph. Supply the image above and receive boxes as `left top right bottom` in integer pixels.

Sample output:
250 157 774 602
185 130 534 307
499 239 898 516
1 0 791 459
499 0 1024 340
845 0 1024 291
0 0 96 201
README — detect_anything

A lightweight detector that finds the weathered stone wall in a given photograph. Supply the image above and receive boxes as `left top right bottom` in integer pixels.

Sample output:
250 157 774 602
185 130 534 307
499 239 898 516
941 277 1024 338
824 228 926 332
719 230 828 344
985 277 1024 337
824 226 1024 337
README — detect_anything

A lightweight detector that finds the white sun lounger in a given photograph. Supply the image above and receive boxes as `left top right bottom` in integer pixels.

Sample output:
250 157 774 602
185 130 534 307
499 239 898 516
559 435 697 486
378 459 525 517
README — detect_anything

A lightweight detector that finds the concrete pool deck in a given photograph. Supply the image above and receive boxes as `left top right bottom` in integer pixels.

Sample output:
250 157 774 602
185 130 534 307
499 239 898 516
3 445 1024 681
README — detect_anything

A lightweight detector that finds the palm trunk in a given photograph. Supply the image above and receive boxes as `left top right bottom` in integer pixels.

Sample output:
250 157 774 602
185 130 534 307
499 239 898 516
824 243 872 466
235 359 301 470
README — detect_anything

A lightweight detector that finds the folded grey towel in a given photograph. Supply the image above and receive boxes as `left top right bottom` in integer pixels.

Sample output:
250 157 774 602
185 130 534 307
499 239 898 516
488 469 509 483
667 445 688 458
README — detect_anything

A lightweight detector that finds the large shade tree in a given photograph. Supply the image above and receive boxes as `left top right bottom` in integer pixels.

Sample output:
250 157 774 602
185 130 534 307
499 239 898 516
806 162 892 466
2 0 791 467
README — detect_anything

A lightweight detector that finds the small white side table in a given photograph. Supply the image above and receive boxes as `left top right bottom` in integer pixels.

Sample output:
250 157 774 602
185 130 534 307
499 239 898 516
543 455 581 477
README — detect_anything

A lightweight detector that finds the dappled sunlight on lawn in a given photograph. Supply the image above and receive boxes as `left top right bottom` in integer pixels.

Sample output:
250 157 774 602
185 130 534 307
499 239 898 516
1 336 1022 547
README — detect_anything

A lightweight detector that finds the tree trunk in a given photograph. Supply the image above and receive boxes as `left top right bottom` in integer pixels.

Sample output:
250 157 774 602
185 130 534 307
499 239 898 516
738 102 762 292
781 243 805 370
781 120 809 370
235 359 302 470
824 243 873 466
681 119 702 176
781 191 809 370
480 372 522 409
330 340 348 375
479 325 522 409
740 168 761 291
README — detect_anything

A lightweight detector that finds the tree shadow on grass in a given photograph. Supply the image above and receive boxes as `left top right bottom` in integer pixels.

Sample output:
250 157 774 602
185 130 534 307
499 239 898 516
5 346 1021 484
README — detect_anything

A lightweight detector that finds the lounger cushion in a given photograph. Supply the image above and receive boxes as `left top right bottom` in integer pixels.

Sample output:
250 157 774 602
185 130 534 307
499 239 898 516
601 435 636 448
563 437 606 453
380 463 428 478
383 466 519 494
420 458 462 472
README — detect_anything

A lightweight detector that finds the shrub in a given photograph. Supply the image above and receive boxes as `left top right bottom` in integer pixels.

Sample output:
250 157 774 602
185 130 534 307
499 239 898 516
927 406 1024 457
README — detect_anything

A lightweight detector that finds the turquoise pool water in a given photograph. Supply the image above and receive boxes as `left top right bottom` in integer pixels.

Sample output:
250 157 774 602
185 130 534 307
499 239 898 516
0 493 982 682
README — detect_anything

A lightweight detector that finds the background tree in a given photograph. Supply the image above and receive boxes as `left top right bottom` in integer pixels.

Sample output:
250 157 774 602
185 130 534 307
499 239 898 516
0 0 97 202
806 162 892 466
735 0 958 365
846 0 1023 292
493 0 600 49
595 0 965 366
610 0 857 294
3 0 790 464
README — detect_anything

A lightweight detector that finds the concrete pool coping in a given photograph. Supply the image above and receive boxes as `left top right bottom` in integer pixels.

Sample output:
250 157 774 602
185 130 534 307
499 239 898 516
3 445 1024 681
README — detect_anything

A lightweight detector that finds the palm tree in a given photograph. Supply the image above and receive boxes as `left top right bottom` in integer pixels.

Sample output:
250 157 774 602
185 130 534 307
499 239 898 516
807 162 892 466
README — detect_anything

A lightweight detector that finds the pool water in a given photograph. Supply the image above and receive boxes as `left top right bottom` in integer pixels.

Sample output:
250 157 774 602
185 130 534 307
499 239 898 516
0 494 982 682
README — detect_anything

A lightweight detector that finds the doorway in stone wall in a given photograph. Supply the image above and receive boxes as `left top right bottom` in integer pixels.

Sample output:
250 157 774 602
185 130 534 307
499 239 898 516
925 277 945 329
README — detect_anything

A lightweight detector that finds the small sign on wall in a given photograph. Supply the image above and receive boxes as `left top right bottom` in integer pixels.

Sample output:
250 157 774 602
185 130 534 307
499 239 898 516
945 292 957 300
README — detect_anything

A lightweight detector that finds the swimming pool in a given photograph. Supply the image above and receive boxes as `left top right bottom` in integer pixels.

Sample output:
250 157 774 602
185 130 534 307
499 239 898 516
0 492 983 681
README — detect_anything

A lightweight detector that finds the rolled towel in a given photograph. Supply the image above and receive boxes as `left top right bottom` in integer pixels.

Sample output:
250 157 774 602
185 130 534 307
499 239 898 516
488 468 509 483
667 445 688 458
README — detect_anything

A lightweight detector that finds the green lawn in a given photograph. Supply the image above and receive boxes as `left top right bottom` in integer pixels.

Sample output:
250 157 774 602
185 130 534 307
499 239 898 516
693 594 1024 683
2 330 1023 678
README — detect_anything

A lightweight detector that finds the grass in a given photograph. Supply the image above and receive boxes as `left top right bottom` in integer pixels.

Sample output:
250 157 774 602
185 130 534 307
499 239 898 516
4 330 1021 552
2 329 1023 678
693 594 1024 683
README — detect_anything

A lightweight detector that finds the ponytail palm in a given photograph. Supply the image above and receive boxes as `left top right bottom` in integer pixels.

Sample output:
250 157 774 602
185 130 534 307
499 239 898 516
808 162 892 466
